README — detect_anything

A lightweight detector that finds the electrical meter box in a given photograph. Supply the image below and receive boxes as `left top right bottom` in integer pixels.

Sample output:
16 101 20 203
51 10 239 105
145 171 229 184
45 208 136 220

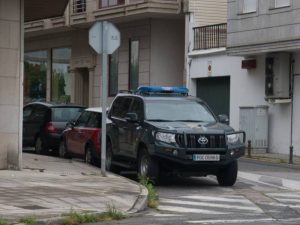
239 106 269 153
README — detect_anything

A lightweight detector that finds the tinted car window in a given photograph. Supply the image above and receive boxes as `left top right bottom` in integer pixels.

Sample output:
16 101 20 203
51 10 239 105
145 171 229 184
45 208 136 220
51 107 83 122
145 99 216 122
130 98 144 120
23 106 34 122
76 111 90 127
87 112 101 128
111 97 132 118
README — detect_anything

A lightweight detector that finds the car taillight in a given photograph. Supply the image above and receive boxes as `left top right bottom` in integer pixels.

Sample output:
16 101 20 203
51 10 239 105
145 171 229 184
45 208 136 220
46 122 57 133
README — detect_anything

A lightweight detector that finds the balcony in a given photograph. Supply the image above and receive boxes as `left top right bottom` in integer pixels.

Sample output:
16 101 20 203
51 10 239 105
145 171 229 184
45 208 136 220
193 23 227 51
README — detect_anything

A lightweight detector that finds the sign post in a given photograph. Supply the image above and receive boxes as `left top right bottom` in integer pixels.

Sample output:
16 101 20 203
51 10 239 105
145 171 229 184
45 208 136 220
89 21 120 176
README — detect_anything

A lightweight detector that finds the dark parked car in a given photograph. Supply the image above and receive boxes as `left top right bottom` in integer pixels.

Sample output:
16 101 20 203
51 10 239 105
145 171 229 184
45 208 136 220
106 86 245 186
23 102 85 154
59 107 106 165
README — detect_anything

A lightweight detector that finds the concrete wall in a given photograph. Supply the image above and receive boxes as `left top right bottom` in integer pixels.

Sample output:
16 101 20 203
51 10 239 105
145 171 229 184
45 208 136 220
189 51 300 156
227 0 300 54
0 0 22 169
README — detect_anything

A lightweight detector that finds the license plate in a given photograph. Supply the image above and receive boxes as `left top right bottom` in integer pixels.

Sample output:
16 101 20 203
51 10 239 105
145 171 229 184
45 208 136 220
192 154 220 161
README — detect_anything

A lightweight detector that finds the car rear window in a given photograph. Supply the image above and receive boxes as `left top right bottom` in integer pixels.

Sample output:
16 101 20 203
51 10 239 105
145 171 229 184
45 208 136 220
51 107 84 122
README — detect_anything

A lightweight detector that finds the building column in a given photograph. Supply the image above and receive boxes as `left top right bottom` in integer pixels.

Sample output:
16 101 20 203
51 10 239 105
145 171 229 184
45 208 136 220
69 69 76 103
0 0 23 169
88 67 95 107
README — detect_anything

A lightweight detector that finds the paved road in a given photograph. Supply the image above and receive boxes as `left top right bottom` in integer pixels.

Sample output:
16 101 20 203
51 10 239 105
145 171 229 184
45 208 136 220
95 160 300 225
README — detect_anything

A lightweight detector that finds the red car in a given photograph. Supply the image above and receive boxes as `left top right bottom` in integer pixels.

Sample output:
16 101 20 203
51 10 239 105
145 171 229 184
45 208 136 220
59 107 106 165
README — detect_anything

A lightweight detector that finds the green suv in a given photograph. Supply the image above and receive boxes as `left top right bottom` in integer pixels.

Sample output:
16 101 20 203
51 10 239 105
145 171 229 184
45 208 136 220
106 86 245 186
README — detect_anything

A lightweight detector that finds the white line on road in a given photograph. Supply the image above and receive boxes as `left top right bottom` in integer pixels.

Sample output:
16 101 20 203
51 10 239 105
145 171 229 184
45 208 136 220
180 195 251 203
159 198 263 212
186 218 275 224
158 205 229 214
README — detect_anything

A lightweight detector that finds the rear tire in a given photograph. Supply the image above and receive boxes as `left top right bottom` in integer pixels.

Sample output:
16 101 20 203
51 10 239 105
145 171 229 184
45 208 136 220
35 137 46 155
85 146 93 165
138 148 160 183
217 160 238 186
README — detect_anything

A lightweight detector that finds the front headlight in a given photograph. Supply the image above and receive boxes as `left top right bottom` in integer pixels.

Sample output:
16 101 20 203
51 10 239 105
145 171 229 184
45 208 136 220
156 132 176 143
227 134 240 144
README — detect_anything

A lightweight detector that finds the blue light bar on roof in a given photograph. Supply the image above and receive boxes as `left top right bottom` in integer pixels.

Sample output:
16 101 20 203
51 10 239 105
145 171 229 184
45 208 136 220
137 86 189 94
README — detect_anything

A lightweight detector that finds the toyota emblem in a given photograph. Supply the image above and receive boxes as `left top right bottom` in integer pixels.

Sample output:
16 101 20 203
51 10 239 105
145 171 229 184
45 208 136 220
198 136 208 145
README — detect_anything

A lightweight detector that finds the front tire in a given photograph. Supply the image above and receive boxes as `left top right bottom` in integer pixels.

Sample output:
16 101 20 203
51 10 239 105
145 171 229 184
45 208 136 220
138 148 159 183
217 160 238 186
105 141 119 173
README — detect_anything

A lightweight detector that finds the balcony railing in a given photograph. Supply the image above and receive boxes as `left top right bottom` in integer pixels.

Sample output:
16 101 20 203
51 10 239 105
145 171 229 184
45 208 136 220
193 23 227 50
73 0 86 13
99 0 125 9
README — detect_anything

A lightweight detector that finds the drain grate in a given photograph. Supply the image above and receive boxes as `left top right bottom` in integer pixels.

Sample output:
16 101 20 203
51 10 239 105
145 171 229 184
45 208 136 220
18 205 49 210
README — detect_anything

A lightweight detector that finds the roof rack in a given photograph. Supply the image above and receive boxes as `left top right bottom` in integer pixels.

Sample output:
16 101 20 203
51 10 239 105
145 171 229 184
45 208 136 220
118 90 134 94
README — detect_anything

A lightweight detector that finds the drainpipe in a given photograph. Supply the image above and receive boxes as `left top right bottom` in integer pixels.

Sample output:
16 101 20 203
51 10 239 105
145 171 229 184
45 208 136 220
289 53 294 164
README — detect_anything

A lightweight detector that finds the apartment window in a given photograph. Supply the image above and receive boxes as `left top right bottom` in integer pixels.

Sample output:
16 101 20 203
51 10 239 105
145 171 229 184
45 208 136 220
243 0 257 13
129 40 139 90
73 0 86 13
100 0 125 8
109 51 119 96
275 0 290 8
51 48 72 103
24 51 47 104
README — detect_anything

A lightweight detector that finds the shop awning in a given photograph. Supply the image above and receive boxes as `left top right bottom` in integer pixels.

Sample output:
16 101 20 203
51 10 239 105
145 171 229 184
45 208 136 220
25 0 69 22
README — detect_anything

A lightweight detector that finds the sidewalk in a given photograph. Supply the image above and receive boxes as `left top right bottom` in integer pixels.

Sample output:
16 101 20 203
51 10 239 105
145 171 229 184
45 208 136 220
239 152 300 191
0 153 147 222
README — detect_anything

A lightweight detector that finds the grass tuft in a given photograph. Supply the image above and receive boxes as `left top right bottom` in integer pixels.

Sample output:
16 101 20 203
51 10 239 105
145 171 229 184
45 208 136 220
139 176 159 209
0 218 9 225
63 205 126 225
20 217 39 225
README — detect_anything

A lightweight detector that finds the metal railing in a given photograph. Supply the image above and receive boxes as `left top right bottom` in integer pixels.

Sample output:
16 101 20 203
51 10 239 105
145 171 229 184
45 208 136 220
193 23 227 50
73 0 86 13
99 0 125 9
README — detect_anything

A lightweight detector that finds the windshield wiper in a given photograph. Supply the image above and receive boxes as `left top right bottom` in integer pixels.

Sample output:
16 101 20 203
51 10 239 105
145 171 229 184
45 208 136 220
146 119 174 122
176 120 205 122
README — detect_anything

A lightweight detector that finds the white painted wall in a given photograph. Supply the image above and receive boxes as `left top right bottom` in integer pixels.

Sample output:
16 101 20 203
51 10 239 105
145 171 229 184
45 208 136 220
189 51 300 156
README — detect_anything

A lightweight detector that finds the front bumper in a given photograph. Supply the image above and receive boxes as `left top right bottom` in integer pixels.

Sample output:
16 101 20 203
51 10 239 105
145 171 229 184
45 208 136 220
148 143 245 175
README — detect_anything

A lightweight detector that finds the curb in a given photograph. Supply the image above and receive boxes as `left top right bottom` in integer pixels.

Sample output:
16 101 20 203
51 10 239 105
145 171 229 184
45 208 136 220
127 183 148 214
240 157 300 170
238 171 300 191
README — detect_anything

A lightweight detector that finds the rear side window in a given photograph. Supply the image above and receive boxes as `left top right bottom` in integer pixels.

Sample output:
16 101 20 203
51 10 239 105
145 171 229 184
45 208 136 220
31 106 47 123
110 97 132 118
23 106 34 122
51 107 83 122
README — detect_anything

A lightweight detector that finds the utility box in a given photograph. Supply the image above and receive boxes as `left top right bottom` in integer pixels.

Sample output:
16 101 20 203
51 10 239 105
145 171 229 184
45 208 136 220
239 106 269 153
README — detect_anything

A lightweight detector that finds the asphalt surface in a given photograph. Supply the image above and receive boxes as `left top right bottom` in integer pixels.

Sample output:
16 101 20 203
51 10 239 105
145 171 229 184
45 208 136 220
89 159 300 225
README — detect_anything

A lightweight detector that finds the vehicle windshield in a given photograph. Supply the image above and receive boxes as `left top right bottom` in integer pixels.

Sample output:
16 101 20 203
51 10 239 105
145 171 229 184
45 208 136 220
145 99 216 122
51 107 84 122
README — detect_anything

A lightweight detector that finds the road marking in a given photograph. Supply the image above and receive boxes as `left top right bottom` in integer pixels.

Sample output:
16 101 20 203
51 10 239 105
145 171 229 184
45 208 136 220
267 192 300 198
180 195 251 203
186 218 275 224
160 198 262 212
146 212 183 217
158 205 229 214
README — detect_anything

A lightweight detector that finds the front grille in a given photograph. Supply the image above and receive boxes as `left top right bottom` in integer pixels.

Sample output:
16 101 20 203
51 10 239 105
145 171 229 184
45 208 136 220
176 134 226 149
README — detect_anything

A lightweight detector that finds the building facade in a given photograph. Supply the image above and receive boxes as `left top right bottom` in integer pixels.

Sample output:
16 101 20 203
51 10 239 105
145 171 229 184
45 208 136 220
24 0 185 108
226 0 300 157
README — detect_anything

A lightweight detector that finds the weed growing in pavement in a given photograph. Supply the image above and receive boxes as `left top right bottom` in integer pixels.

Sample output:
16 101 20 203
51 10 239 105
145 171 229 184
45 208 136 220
63 205 126 225
139 176 159 209
0 218 9 225
20 217 39 225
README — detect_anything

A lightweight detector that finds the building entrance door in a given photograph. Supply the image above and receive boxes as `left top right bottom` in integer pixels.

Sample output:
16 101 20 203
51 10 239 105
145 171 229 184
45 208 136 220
75 68 89 107
196 76 230 117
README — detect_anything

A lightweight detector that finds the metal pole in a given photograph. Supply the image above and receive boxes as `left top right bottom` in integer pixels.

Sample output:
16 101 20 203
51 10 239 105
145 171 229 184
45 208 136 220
101 21 108 176
289 55 294 164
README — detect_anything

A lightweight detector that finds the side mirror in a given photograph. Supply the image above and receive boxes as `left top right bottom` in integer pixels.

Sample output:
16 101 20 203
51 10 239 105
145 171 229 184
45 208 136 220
218 114 229 124
125 113 138 123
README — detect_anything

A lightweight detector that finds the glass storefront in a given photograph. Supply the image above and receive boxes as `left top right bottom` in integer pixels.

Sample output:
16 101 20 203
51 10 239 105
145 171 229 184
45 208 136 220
24 51 47 104
51 48 72 103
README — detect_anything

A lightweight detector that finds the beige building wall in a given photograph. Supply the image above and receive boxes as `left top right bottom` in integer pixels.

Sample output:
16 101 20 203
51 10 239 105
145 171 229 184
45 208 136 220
189 0 227 27
0 0 22 169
